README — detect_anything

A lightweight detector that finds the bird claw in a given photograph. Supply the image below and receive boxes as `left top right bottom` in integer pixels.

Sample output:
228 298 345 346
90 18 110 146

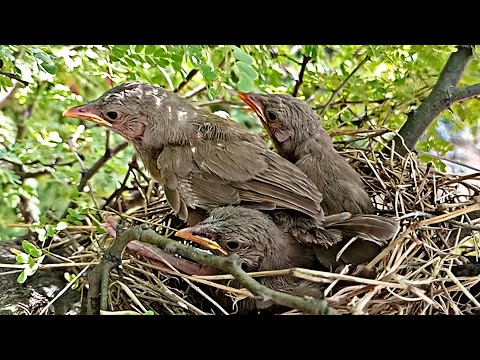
335 263 377 279
102 215 119 238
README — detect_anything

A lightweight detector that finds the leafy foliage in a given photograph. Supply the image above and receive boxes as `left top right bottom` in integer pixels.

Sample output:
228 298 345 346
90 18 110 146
10 240 45 283
0 45 478 240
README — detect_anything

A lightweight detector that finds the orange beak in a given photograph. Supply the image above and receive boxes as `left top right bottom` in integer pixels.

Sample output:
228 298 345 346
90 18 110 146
175 228 228 256
63 105 112 128
237 92 266 122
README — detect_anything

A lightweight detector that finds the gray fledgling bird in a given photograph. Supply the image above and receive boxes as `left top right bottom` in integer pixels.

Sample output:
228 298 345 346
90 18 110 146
239 92 374 216
239 92 399 268
63 82 397 248
175 205 324 314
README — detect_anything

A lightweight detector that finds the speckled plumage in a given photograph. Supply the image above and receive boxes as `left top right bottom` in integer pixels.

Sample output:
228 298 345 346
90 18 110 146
68 82 325 223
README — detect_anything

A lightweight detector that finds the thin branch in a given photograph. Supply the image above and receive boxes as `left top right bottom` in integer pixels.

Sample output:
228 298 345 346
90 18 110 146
15 82 45 143
79 141 129 192
20 169 51 179
197 99 247 108
0 157 22 167
0 70 29 86
183 84 206 98
450 83 480 103
181 57 226 98
60 140 129 220
275 53 302 65
87 225 339 315
174 69 199 93
408 210 480 231
417 150 480 173
39 263 92 315
318 55 370 117
292 55 311 97
102 157 136 210
393 46 477 155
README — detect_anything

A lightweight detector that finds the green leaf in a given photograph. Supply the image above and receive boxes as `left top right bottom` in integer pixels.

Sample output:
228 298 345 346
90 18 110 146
134 45 144 53
124 58 136 67
40 63 57 75
45 224 56 237
304 45 318 59
143 310 154 315
111 47 123 58
151 74 165 85
22 240 42 257
231 46 253 65
145 55 156 66
171 61 182 72
199 64 217 81
67 214 83 225
236 61 258 80
418 155 433 163
154 49 167 58
145 45 156 55
34 52 52 63
28 256 36 268
204 72 217 81
16 253 30 264
237 75 254 92
17 271 28 284
10 248 23 256
206 87 218 101
64 272 79 289
155 58 170 68
64 272 74 282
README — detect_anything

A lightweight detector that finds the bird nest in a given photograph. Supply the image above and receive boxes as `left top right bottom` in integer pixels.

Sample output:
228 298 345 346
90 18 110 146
51 128 480 315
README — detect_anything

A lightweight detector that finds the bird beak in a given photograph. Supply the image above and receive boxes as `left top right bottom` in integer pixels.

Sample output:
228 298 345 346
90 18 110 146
63 105 113 128
238 92 267 123
175 228 228 256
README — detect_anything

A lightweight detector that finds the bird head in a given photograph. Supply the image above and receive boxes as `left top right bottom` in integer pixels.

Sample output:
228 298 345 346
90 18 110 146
175 206 285 272
238 92 321 159
62 82 193 148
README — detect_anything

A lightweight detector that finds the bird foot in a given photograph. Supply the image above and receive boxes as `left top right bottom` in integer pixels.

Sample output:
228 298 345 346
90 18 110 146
335 264 377 279
102 215 118 238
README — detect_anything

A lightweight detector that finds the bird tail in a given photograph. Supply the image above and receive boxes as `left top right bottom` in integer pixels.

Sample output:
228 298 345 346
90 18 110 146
324 214 400 245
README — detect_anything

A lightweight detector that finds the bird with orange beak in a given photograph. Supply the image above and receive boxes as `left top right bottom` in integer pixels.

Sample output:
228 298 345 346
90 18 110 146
238 91 399 268
63 82 397 250
175 205 324 314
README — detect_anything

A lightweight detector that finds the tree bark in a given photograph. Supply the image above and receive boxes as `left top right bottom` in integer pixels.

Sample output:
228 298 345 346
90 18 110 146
392 45 480 156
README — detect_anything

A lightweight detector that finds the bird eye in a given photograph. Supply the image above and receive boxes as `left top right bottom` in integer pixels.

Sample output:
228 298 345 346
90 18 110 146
225 240 240 251
266 111 277 121
106 111 118 120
